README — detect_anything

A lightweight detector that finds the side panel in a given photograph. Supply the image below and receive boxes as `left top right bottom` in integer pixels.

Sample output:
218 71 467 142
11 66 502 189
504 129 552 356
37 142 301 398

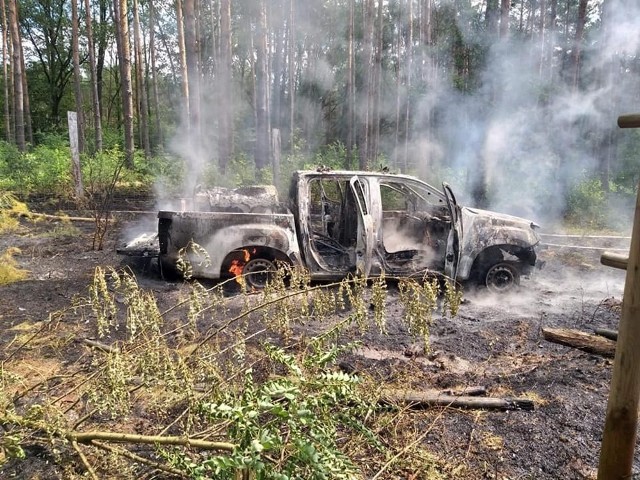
457 208 540 280
158 211 300 279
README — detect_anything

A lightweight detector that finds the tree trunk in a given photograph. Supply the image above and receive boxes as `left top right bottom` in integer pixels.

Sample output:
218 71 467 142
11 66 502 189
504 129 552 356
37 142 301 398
0 0 12 141
19 44 32 145
218 0 233 173
372 0 384 165
71 0 85 154
115 0 135 167
404 0 414 172
485 0 500 36
96 0 108 112
148 0 162 148
288 0 295 152
537 0 546 77
270 3 284 134
500 0 510 38
183 0 201 138
133 0 150 158
345 0 354 167
545 0 557 81
254 0 270 172
359 0 376 170
176 0 190 122
7 0 23 151
571 0 588 89
84 0 103 152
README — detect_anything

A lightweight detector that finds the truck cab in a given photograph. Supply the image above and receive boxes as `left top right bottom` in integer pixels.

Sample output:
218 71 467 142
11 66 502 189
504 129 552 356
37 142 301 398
290 170 539 292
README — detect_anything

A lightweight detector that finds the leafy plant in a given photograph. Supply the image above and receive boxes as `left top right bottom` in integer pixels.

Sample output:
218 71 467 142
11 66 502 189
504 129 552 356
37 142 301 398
1 262 462 479
195 350 373 480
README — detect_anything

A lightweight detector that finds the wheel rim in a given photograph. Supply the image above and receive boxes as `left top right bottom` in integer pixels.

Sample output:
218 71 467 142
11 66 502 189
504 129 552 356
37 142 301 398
243 258 275 289
485 264 517 293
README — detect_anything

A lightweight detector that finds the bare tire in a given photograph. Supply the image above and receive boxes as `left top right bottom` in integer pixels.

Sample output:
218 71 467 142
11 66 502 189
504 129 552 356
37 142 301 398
484 262 520 293
243 258 275 289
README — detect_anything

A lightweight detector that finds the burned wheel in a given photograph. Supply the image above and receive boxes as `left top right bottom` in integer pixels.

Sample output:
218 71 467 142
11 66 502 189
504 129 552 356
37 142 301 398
243 258 276 289
484 262 520 293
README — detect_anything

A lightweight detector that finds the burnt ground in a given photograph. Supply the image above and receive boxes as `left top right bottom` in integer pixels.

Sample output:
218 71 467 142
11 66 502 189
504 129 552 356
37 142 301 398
0 211 634 479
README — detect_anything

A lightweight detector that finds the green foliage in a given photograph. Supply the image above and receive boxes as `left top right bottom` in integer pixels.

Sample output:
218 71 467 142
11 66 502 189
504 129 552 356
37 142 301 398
196 352 371 480
2 258 463 478
140 151 186 195
614 129 640 191
83 147 132 193
397 277 440 352
0 138 72 195
565 175 635 231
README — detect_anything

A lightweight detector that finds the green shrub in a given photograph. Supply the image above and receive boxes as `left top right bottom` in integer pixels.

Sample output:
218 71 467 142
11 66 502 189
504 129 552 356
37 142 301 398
0 141 22 190
566 177 607 228
565 175 635 231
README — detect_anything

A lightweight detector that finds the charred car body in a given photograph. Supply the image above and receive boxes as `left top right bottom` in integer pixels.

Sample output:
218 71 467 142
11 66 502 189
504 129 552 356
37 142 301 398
120 170 540 292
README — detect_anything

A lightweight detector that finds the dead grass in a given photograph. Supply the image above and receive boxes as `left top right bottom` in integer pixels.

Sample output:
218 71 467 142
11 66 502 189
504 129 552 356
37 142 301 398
0 248 29 285
0 192 29 234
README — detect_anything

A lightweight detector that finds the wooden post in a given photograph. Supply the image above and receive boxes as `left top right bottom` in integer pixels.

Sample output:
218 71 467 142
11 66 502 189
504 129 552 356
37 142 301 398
597 114 640 479
68 111 84 201
600 251 628 270
617 114 640 129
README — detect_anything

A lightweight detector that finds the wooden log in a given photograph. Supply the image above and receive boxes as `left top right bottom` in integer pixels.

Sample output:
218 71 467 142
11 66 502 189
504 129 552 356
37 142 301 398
601 251 628 271
382 390 534 411
617 114 640 129
598 176 640 479
542 327 616 358
441 386 487 397
594 328 618 342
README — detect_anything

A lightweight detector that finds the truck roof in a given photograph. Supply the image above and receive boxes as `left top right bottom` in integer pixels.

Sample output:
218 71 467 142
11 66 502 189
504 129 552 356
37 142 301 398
294 169 422 182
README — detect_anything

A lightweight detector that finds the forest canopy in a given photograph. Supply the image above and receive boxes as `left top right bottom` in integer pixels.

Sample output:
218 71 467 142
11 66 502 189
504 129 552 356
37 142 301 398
1 0 640 229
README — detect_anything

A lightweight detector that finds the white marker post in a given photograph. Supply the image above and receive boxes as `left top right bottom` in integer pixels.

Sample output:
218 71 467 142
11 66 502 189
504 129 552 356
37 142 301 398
68 111 84 202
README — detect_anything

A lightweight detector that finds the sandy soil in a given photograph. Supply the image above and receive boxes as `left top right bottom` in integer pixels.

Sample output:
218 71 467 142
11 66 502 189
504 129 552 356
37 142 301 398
0 211 634 479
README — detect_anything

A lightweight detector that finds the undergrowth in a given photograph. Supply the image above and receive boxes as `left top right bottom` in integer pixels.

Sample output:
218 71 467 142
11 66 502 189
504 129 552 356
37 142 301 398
0 248 28 285
0 265 461 479
0 192 29 234
0 193 30 285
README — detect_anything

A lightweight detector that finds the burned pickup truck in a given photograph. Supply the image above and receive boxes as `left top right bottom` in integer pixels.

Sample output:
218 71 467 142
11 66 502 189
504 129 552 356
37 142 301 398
120 170 540 292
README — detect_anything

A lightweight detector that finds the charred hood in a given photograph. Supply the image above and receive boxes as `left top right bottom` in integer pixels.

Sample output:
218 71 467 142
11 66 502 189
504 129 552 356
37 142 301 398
461 207 540 248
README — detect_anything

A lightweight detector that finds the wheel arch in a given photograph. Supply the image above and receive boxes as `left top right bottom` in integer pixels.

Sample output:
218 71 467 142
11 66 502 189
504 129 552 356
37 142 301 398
220 245 294 279
467 244 535 283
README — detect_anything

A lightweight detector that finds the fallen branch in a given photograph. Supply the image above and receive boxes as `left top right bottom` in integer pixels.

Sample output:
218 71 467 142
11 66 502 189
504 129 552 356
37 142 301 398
71 440 99 480
11 211 97 222
594 328 618 341
78 338 120 354
90 440 188 478
542 327 616 358
382 390 534 411
441 385 487 397
67 431 235 452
